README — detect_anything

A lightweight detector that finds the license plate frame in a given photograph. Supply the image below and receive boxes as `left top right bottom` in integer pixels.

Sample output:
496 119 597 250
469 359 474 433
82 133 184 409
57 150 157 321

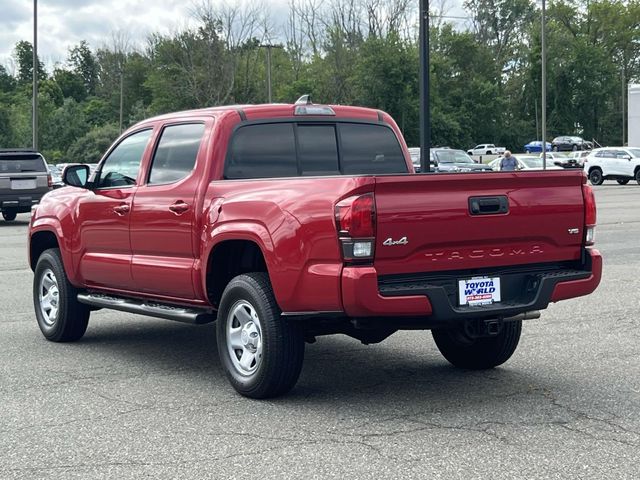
458 276 501 306
11 179 37 190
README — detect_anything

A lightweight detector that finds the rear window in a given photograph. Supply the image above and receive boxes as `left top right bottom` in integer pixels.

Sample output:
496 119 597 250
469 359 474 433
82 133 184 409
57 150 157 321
0 154 46 173
339 123 407 175
225 122 407 179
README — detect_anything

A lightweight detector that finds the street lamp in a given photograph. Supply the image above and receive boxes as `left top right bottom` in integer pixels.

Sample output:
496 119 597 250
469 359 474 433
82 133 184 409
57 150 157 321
259 44 283 103
33 0 38 150
541 0 547 169
419 0 430 173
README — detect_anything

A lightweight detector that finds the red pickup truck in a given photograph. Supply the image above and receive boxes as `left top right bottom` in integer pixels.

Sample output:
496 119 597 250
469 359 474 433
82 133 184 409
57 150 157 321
28 101 602 398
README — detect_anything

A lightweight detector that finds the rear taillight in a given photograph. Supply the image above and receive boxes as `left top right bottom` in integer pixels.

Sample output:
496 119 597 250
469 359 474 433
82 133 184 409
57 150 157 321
583 183 596 246
335 193 376 262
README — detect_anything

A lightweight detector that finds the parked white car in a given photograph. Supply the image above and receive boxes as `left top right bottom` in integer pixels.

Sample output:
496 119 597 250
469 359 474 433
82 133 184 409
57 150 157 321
583 147 640 185
489 155 563 171
467 144 505 156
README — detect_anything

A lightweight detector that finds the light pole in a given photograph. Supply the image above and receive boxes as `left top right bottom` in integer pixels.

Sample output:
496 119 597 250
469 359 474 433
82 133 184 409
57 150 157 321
541 0 547 169
259 44 283 103
419 0 430 173
622 69 626 145
32 0 38 150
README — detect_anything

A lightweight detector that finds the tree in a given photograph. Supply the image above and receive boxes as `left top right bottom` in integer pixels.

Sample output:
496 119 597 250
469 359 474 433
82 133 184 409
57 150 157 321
68 41 99 96
13 41 46 84
67 124 120 163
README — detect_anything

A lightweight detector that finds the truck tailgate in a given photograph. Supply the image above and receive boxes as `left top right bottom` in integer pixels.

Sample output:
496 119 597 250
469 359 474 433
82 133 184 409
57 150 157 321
373 171 586 276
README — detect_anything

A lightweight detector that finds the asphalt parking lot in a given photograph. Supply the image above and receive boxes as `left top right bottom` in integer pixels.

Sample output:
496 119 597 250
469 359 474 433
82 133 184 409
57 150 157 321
1 184 639 479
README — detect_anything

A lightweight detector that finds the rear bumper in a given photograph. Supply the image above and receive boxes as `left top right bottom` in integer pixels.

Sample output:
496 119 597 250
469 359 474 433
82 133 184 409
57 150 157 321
1 192 47 212
341 249 602 323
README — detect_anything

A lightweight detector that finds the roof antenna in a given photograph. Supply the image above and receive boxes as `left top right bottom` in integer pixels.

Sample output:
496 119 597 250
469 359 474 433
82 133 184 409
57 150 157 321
295 94 312 105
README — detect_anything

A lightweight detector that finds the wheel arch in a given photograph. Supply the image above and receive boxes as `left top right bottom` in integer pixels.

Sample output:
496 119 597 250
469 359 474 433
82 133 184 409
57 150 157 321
30 229 60 271
204 236 273 309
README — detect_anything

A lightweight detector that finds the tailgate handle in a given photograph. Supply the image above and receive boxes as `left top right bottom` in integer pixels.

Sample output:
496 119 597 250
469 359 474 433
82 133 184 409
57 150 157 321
469 196 509 215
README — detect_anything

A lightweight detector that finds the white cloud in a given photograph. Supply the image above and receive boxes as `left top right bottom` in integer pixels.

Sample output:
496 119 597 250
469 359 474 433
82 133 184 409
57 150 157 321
0 0 197 71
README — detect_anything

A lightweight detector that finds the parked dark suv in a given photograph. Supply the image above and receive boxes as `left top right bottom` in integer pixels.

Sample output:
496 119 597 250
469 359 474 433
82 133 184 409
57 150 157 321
551 136 593 152
0 149 51 221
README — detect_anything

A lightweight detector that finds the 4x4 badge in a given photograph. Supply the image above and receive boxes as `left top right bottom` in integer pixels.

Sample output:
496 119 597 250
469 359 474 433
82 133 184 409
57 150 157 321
383 236 408 246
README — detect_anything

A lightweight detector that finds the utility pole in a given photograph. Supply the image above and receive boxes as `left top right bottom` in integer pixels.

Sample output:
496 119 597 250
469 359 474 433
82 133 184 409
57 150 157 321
260 44 283 103
419 0 430 173
119 69 124 133
32 0 38 150
541 0 547 169
622 69 626 145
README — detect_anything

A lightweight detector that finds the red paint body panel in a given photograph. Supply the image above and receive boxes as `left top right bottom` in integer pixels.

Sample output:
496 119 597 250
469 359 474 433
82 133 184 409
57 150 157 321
28 103 601 320
551 249 602 302
373 171 586 276
342 266 432 317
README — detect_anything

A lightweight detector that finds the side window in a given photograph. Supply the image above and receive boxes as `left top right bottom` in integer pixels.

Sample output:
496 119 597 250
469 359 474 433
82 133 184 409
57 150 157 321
339 123 408 175
615 151 629 159
96 129 152 189
148 123 205 184
298 125 339 175
226 123 297 179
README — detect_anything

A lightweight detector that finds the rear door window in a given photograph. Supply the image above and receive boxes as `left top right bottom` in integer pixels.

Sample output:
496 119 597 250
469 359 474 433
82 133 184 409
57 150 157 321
148 123 205 184
0 154 46 173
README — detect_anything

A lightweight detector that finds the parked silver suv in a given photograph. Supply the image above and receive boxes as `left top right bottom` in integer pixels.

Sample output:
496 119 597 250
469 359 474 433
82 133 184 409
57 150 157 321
0 149 51 221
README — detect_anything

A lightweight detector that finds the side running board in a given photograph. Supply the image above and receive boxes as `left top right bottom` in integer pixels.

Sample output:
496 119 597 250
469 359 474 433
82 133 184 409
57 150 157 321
77 293 216 324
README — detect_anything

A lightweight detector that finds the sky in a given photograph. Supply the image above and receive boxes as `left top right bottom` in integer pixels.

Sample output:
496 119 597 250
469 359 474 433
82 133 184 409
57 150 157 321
0 0 203 71
0 0 468 73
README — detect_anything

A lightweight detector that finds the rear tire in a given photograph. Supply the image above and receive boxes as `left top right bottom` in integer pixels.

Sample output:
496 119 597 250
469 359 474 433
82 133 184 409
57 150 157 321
33 248 90 342
216 272 304 399
617 179 630 185
2 210 17 221
572 144 578 151
432 321 522 369
636 169 640 185
553 146 559 152
589 168 604 185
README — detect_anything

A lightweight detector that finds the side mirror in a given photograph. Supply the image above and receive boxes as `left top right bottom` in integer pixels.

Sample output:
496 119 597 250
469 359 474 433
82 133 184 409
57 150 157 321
624 155 632 161
63 164 91 188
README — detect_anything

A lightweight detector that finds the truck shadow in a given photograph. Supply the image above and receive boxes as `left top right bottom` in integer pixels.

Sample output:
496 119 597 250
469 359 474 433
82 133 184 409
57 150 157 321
77 317 566 410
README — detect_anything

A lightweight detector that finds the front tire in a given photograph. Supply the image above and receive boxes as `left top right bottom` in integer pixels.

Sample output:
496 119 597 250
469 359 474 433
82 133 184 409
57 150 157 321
33 248 90 342
617 179 630 185
2 210 17 221
432 320 522 369
553 146 559 152
216 273 304 399
589 168 604 185
636 169 640 185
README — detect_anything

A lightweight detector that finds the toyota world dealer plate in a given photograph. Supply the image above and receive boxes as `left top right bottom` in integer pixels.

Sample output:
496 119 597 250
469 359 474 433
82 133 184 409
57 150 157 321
458 277 501 306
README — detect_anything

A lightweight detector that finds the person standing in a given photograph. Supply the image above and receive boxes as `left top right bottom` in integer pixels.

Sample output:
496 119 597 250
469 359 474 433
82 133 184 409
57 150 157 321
500 150 518 171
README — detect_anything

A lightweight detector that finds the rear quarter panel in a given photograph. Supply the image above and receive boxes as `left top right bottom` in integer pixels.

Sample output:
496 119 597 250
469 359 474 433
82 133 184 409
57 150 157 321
203 176 376 312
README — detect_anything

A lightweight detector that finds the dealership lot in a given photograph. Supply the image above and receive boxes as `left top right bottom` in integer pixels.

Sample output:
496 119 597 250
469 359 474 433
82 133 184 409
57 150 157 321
0 185 638 479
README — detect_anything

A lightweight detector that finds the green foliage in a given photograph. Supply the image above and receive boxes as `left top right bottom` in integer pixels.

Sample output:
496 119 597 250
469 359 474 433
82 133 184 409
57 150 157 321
67 124 120 164
13 41 46 84
0 0 638 157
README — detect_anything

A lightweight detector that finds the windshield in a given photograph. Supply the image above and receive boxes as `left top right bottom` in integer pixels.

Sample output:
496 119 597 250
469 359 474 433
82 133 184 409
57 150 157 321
628 149 640 158
435 150 475 164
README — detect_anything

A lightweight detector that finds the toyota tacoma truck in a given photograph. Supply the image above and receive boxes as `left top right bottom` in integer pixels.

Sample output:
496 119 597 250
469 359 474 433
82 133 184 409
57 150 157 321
28 100 602 398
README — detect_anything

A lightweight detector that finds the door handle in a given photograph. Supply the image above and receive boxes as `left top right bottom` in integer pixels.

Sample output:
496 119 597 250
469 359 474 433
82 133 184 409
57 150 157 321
113 204 130 215
469 196 509 215
169 201 190 215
